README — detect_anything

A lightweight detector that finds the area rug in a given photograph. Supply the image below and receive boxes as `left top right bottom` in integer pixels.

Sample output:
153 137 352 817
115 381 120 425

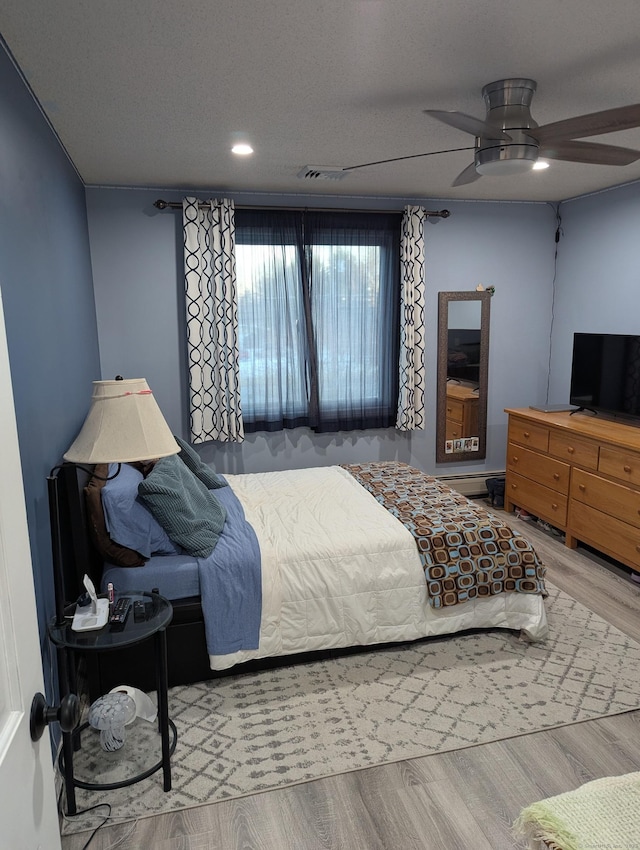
62 582 640 834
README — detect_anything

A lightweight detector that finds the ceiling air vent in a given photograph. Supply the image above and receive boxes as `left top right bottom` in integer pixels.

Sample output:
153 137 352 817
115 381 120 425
297 165 349 181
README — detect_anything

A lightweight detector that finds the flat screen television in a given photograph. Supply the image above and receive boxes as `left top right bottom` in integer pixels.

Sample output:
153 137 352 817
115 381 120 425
569 332 640 422
447 328 481 385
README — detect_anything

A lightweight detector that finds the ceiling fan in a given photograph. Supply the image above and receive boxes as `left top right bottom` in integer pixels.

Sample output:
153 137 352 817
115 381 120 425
346 78 640 186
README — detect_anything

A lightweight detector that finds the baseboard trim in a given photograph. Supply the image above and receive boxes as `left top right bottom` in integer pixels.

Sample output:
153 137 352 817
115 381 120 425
436 470 505 497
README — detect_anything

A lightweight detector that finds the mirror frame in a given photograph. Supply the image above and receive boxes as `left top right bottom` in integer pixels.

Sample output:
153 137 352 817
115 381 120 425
436 291 491 464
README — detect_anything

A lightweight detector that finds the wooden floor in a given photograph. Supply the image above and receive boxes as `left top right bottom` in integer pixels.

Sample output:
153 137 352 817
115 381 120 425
60 517 640 849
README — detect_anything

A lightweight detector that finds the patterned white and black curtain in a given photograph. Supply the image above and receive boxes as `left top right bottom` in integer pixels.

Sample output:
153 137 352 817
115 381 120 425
183 197 244 443
396 205 427 431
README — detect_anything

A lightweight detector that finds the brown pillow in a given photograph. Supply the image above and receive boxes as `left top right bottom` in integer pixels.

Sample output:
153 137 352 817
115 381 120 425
84 464 146 567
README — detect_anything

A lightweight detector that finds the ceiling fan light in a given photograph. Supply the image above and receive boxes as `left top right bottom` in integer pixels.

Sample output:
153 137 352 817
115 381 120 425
475 143 538 177
476 158 535 176
231 143 254 156
533 160 550 170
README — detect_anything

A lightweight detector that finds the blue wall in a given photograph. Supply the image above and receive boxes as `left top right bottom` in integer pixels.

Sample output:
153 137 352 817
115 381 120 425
85 187 557 476
0 43 100 699
5 20 640 767
6 9 640 713
548 181 640 403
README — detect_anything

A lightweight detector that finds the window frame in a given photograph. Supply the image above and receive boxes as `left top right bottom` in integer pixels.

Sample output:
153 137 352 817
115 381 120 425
235 209 402 433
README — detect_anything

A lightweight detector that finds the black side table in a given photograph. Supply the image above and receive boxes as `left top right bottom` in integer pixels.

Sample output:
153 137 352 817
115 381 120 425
49 590 177 815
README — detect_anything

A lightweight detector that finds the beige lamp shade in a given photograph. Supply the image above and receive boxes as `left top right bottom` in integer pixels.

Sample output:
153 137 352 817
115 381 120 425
64 379 179 464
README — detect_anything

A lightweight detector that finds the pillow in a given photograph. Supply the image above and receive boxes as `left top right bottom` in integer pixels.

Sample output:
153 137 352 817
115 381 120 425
138 453 227 558
174 435 227 489
101 463 181 559
84 465 146 567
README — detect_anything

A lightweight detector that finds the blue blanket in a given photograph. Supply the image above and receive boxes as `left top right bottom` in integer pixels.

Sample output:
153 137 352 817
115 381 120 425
198 484 262 655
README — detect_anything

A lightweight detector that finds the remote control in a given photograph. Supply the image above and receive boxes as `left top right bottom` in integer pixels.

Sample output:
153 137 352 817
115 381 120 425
109 596 131 630
133 600 146 622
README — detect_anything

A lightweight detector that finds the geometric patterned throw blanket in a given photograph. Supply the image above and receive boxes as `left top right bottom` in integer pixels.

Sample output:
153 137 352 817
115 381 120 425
342 461 547 609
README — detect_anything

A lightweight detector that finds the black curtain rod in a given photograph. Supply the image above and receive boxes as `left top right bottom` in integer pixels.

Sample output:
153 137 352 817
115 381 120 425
154 199 450 218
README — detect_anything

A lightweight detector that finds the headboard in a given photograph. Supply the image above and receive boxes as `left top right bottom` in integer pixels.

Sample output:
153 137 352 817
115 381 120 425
48 463 102 616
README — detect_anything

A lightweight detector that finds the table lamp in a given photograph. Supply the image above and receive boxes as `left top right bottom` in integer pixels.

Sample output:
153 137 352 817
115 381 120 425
63 377 179 464
50 377 179 625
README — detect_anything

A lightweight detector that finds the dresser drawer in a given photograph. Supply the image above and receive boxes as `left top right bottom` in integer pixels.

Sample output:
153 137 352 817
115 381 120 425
506 442 570 494
508 419 549 452
572 467 640 530
446 419 462 440
445 398 464 423
569 501 640 569
598 446 640 487
506 471 568 527
549 431 599 470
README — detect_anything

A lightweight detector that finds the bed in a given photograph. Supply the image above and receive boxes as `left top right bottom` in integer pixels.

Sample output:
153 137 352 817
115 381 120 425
54 454 548 698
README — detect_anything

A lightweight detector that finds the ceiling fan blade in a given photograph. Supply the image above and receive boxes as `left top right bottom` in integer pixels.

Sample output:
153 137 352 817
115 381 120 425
534 103 640 143
540 139 640 166
424 110 512 141
342 146 475 171
451 162 481 187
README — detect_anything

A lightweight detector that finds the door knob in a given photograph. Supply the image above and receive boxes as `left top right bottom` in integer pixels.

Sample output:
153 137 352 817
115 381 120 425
30 692 80 741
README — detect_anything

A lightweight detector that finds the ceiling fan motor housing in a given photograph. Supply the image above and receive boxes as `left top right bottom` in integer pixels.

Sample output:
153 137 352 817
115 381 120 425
476 78 540 175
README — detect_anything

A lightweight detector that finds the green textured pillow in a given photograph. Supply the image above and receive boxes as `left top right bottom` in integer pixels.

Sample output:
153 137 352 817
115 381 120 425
174 435 227 489
138 454 227 558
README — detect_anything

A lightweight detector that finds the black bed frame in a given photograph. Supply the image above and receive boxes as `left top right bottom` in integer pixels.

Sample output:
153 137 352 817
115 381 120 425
52 463 216 698
54 463 413 700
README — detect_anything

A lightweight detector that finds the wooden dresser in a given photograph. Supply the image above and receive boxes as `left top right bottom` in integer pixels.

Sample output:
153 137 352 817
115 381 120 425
445 384 479 440
504 407 640 574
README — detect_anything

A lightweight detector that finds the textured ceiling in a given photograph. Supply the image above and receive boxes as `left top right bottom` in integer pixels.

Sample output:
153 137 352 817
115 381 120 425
3 0 640 202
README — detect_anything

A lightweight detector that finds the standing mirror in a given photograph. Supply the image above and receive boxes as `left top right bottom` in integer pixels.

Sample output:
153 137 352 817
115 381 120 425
436 291 491 464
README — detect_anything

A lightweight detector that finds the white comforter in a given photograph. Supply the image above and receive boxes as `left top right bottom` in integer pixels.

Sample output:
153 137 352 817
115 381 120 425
210 466 548 670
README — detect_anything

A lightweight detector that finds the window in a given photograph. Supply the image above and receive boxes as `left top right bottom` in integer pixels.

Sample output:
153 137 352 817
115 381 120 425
235 209 401 433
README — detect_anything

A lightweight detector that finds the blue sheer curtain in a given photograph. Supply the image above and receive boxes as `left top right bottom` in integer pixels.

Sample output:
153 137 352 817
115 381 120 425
235 211 309 431
306 211 400 431
235 209 401 433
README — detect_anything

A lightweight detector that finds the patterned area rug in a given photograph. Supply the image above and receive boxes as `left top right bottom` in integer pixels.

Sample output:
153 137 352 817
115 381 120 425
62 582 640 834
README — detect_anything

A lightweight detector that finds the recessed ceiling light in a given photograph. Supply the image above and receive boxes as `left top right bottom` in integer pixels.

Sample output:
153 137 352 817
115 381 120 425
533 160 550 170
232 144 254 156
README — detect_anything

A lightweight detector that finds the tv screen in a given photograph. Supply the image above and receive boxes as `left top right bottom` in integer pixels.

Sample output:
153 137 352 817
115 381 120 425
570 332 640 421
447 328 481 385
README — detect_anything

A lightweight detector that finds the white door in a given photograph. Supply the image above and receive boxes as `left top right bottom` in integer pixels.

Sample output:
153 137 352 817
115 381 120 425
0 288 61 850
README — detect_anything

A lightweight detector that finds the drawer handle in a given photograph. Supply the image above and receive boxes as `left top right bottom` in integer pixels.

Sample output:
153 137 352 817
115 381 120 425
512 456 519 463
553 473 559 480
511 483 517 490
551 503 558 510
567 446 575 454
636 545 640 553
523 431 530 438
579 484 586 492
624 465 632 473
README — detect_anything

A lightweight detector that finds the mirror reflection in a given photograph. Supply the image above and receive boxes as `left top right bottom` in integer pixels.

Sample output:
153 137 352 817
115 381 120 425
436 291 491 464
